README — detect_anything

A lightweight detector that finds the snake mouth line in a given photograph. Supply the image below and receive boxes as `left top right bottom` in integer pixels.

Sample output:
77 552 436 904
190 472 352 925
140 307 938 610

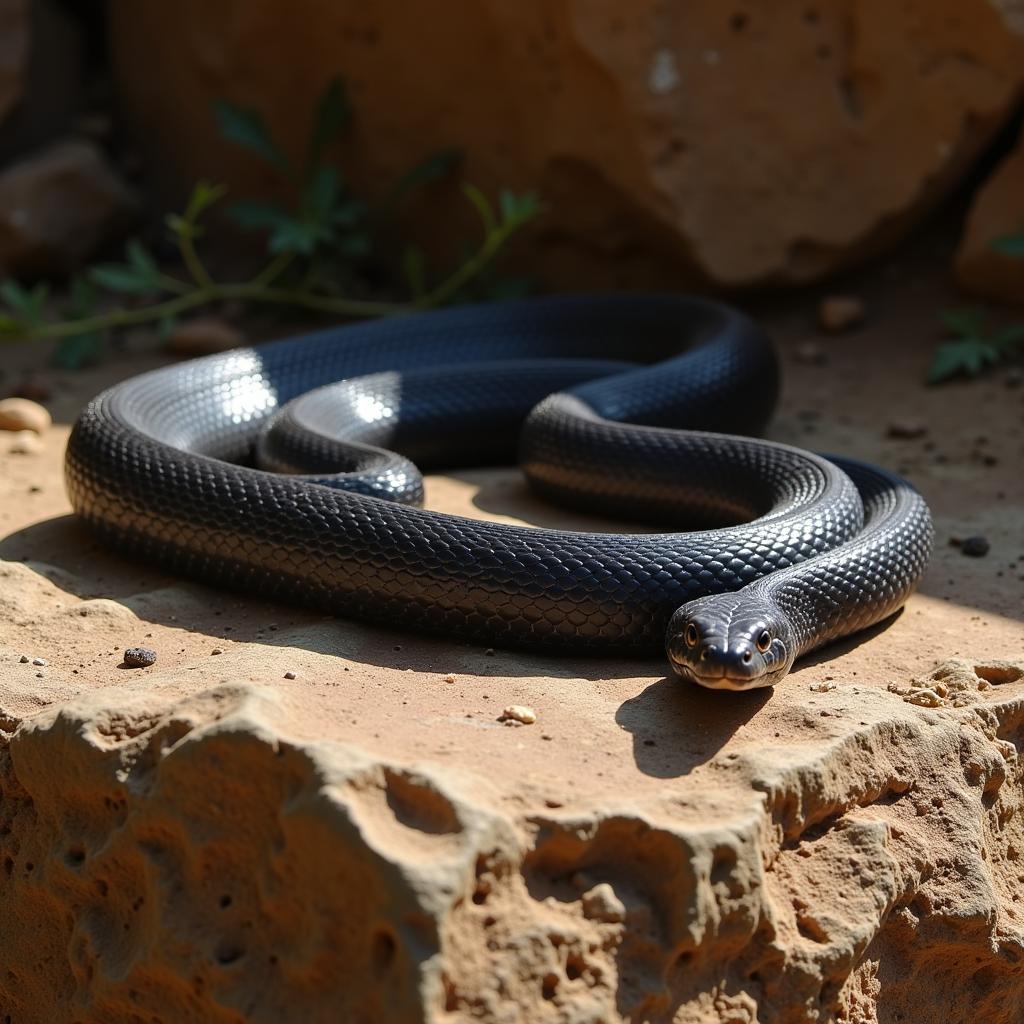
667 655 771 692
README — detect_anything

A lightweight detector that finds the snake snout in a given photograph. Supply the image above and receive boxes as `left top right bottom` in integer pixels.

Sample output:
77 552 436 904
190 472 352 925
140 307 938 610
665 594 796 691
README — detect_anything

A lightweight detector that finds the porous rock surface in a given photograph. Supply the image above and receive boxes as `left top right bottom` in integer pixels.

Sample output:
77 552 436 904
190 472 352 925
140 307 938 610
106 0 1024 289
1 240 1023 1022
2 665 1024 1023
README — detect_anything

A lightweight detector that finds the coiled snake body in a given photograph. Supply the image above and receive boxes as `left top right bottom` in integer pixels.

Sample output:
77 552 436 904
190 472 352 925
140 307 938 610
65 296 933 689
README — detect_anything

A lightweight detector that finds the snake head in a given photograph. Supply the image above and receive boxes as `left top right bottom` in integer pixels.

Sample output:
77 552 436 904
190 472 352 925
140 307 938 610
665 592 796 691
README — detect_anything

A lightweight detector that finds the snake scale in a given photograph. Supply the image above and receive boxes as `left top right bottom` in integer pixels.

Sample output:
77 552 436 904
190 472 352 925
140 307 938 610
65 295 933 689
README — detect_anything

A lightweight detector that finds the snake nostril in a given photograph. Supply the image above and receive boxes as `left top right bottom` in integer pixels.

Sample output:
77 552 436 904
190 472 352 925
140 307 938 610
742 650 753 664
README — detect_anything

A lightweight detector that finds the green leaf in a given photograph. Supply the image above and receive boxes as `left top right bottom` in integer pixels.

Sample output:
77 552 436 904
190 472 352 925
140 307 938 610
499 189 541 227
927 339 1001 383
381 148 461 212
993 322 1024 350
0 280 48 326
992 233 1024 259
89 263 155 294
54 331 103 370
157 314 179 341
268 219 332 256
402 245 426 299
940 308 986 339
214 100 289 170
306 77 350 173
461 183 497 234
126 240 161 284
329 199 368 228
228 199 293 231
184 180 227 221
302 165 342 220
69 276 98 316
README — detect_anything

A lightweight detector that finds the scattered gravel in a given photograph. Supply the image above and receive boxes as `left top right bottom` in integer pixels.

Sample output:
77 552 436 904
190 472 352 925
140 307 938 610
122 646 158 668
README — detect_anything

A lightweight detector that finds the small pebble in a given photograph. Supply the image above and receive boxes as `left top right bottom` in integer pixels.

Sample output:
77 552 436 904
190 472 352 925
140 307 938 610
19 654 29 663
0 397 50 434
211 647 224 655
886 419 928 440
818 295 865 333
283 671 297 680
809 681 836 693
499 705 537 725
442 673 457 684
581 883 626 924
31 657 47 667
951 535 990 557
484 648 496 657
122 646 157 668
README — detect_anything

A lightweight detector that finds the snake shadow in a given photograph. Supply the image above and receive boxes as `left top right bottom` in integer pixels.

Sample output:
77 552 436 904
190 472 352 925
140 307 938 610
616 676 772 778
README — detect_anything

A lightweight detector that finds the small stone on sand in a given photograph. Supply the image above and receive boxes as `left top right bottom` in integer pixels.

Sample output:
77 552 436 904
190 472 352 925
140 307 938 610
499 705 537 725
0 397 50 434
123 647 157 668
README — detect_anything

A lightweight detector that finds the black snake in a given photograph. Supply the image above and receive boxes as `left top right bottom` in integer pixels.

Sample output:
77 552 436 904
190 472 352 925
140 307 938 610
65 296 933 689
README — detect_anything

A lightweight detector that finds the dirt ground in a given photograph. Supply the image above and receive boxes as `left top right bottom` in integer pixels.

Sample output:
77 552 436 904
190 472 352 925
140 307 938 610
0 226 1022 1022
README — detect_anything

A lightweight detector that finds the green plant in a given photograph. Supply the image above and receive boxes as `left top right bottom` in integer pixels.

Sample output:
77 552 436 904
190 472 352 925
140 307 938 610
0 78 541 367
929 230 1024 383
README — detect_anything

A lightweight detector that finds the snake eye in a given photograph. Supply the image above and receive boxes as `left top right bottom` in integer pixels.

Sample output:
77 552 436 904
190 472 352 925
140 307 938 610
756 629 772 653
684 623 700 648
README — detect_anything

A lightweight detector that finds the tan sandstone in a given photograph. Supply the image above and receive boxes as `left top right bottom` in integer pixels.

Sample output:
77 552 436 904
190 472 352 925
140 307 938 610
956 129 1024 304
0 235 1022 1021
106 1 1024 290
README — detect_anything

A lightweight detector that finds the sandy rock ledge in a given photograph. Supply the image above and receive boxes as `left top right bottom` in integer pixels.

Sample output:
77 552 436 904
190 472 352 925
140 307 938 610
1 665 1023 1023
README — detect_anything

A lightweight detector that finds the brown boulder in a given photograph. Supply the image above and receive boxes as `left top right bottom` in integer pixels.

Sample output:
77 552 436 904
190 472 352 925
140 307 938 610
0 0 86 164
0 139 136 277
106 0 1024 291
955 131 1024 304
